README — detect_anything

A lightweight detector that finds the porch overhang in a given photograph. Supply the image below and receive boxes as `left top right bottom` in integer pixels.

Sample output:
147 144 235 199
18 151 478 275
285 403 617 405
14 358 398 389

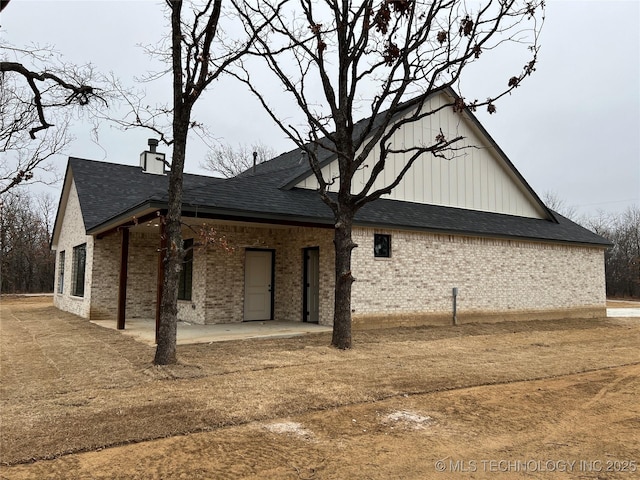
88 200 335 239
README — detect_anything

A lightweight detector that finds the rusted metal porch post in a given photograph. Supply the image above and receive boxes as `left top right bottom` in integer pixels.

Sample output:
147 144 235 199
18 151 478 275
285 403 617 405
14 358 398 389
155 218 166 344
117 227 130 330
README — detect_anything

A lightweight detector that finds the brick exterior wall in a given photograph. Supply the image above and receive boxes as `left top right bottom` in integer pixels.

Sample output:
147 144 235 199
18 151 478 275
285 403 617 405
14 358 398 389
71 221 336 326
90 231 160 321
53 181 93 318
54 201 606 329
197 224 335 325
350 227 607 328
89 232 119 320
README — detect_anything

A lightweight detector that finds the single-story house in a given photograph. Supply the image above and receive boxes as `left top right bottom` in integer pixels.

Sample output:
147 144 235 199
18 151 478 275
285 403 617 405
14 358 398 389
51 91 609 330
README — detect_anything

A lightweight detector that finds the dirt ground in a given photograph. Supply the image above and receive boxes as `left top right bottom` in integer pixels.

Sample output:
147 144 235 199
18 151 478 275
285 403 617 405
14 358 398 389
607 299 640 308
1 297 639 479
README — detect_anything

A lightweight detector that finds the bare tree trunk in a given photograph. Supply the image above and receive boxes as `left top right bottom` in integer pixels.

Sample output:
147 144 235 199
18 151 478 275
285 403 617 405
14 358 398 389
332 211 356 349
153 207 182 364
148 0 246 363
153 123 187 365
154 0 188 365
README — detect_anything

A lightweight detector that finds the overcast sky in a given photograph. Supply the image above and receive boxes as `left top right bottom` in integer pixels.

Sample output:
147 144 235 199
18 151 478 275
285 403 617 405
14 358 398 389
3 0 639 219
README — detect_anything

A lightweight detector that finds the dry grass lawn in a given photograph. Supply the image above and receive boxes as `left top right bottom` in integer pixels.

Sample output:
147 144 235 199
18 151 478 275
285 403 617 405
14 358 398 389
1 296 639 479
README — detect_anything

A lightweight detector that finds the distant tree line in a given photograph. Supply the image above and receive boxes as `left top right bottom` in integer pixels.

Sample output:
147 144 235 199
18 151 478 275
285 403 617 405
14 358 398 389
544 193 639 299
585 207 640 299
0 190 55 293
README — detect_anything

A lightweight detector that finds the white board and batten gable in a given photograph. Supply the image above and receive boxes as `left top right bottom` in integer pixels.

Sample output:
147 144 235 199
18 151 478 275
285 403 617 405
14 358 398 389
295 91 548 220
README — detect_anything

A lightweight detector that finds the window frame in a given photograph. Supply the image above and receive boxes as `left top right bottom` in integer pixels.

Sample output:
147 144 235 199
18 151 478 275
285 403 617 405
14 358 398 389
178 238 194 301
57 251 65 294
374 233 392 258
71 243 87 297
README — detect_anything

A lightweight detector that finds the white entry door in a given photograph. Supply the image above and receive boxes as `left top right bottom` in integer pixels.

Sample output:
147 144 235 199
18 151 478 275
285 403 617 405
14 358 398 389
244 250 273 321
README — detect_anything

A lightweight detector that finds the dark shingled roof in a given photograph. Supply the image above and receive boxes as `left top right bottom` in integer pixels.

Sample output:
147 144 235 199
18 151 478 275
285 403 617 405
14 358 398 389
236 98 404 188
65 157 609 247
69 157 223 232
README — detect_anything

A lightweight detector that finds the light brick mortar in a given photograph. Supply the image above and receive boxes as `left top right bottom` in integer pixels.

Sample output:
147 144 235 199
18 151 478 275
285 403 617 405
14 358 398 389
198 223 334 325
53 181 93 318
90 231 161 320
351 228 606 326
55 207 606 328
70 221 335 326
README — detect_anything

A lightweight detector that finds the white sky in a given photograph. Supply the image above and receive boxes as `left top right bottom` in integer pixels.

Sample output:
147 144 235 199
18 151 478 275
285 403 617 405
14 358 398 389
2 0 639 218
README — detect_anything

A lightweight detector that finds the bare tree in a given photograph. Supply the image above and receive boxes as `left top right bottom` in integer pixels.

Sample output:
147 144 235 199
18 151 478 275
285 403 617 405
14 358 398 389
619 206 640 298
1 2 105 196
116 1 267 365
596 207 640 298
201 141 276 177
0 190 55 293
572 207 639 299
542 191 578 221
232 0 544 348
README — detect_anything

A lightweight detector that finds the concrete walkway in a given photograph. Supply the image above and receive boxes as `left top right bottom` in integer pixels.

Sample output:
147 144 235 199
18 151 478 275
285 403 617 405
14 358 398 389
607 308 640 318
607 299 640 318
91 319 332 346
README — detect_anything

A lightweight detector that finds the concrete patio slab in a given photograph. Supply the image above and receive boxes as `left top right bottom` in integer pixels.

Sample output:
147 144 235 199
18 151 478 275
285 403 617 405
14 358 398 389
91 319 332 346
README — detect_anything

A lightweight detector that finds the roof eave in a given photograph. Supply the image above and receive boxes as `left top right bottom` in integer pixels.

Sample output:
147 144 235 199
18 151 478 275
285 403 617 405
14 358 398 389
179 204 335 228
351 218 610 248
86 200 166 236
86 197 608 248
86 200 336 236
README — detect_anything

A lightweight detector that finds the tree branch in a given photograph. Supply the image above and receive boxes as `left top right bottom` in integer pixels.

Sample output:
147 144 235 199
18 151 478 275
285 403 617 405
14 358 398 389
0 61 105 139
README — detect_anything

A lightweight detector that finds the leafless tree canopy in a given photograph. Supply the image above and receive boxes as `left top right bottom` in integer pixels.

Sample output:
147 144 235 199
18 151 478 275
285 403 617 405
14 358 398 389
586 207 640 299
1 3 106 196
233 0 543 208
542 191 578 221
0 191 55 293
232 0 544 348
201 141 276 177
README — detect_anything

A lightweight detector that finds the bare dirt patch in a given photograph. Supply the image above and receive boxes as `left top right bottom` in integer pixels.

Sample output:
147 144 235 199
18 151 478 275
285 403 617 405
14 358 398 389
607 299 640 308
1 297 639 479
384 410 434 429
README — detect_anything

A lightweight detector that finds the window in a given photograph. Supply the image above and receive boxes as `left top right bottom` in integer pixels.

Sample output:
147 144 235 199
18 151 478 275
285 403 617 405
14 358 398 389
178 239 193 301
57 251 65 294
72 243 86 297
374 234 391 258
